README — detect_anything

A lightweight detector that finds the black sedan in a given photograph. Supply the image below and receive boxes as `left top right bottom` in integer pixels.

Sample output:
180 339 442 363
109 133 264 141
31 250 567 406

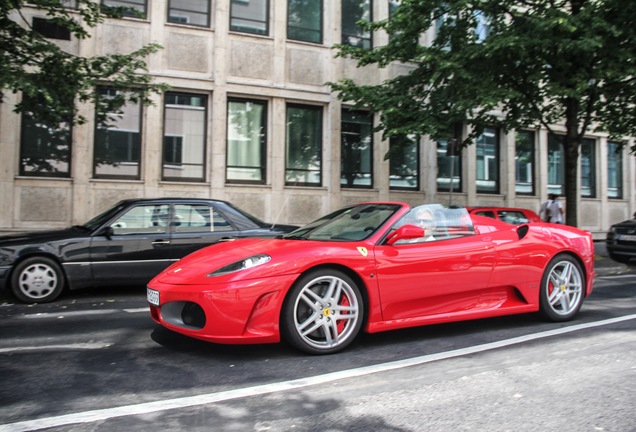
0 198 298 303
606 217 636 263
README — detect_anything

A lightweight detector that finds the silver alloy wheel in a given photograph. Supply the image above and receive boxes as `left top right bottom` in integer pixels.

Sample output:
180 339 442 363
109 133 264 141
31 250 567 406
17 262 59 300
292 275 361 351
545 259 583 316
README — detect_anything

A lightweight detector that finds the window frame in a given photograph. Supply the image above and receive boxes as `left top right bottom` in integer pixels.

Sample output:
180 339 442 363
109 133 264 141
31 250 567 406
101 0 148 19
230 0 269 36
340 108 374 189
475 127 500 194
514 130 536 196
162 92 208 183
341 0 373 49
287 0 323 44
226 97 268 185
285 103 323 187
580 137 596 198
389 135 420 191
167 0 211 27
607 141 623 200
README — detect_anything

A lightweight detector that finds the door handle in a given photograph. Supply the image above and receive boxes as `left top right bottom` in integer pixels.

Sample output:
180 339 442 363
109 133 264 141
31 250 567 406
218 237 237 242
152 239 171 245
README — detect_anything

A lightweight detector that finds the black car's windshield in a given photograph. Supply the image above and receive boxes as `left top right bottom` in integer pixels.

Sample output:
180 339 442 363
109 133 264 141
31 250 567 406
82 202 129 231
284 204 401 241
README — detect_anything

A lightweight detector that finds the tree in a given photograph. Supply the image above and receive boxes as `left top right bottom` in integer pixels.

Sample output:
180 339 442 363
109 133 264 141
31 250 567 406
0 0 167 127
330 0 636 227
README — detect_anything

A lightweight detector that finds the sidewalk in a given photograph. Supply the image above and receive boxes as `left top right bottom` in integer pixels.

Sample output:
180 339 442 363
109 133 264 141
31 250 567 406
594 241 633 276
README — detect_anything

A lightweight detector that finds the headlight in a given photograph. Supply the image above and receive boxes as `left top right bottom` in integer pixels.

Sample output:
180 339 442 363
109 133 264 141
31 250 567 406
207 254 271 277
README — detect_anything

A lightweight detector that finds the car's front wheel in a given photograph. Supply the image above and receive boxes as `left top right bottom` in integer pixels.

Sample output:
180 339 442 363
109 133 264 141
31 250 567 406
11 256 65 303
282 269 364 355
539 255 585 321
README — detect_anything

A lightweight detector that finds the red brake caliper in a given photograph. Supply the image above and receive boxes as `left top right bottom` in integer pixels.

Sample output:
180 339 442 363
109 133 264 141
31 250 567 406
336 294 350 334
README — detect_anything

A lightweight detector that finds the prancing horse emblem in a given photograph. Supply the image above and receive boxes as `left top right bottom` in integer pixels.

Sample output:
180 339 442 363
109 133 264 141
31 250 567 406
357 246 368 257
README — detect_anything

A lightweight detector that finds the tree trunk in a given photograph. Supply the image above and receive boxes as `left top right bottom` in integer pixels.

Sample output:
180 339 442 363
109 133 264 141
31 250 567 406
563 98 581 227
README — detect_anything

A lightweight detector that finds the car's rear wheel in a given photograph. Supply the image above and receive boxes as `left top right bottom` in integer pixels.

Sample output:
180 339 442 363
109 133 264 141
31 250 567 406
282 269 364 355
539 254 584 321
11 256 65 303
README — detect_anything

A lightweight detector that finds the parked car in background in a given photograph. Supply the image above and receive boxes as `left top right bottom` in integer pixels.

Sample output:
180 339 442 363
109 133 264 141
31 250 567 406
467 206 541 225
0 198 298 303
606 217 636 263
148 202 595 355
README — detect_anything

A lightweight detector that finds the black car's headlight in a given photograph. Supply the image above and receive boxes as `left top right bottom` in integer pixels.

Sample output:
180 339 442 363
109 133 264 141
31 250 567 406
207 254 271 277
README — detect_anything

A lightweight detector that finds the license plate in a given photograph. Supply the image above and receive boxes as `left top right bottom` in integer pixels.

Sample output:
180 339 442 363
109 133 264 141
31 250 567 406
147 288 160 306
618 234 636 241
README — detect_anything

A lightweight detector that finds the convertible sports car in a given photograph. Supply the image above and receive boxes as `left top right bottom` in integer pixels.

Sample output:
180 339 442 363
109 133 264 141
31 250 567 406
147 202 595 355
0 198 297 303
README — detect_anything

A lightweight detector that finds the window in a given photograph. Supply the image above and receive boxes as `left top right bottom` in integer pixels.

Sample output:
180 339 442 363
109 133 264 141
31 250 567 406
286 104 322 186
168 0 210 26
473 10 490 42
93 87 142 179
101 0 147 19
476 127 499 193
389 135 419 190
342 0 372 48
19 97 71 178
436 136 462 193
608 141 623 199
515 130 535 195
288 0 322 43
547 134 565 196
341 109 373 188
32 17 71 40
580 138 596 198
163 93 207 182
110 204 170 235
230 0 268 35
173 205 234 233
226 98 267 183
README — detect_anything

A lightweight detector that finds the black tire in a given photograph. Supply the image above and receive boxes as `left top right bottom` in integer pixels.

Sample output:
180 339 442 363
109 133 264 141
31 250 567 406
539 254 585 322
11 256 65 303
281 269 364 355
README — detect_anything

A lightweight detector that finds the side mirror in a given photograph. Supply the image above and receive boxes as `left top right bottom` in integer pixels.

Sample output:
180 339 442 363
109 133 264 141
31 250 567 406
386 224 425 245
99 226 114 239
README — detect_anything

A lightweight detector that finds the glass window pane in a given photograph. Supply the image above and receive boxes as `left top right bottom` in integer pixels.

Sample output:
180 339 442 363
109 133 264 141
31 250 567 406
227 99 266 183
341 109 373 188
436 137 461 193
94 88 142 179
102 0 147 18
288 0 322 43
286 104 322 186
230 0 268 35
163 93 207 182
608 141 623 199
20 100 71 178
342 0 372 48
476 127 499 193
547 134 565 196
111 204 170 235
390 135 419 190
515 130 535 195
168 0 210 26
580 138 596 198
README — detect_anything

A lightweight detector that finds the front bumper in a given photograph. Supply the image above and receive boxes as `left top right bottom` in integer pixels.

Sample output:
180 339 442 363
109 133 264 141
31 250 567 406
148 273 298 345
0 265 10 291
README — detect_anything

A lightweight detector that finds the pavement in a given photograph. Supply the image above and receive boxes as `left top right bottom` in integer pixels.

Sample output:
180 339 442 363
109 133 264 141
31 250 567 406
594 241 634 276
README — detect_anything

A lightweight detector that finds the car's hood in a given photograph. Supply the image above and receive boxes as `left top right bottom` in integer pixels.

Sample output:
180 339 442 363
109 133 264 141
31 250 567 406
611 219 636 228
151 237 366 286
0 227 89 246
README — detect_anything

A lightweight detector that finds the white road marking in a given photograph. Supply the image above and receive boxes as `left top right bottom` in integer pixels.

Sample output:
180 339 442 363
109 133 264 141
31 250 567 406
18 307 147 320
1 313 635 432
0 342 111 354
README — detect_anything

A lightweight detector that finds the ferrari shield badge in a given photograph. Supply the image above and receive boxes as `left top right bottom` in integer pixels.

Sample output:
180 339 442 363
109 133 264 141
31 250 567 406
357 246 368 257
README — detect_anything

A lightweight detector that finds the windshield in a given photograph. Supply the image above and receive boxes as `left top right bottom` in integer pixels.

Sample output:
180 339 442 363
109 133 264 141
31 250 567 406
81 202 129 231
284 204 402 241
391 204 474 244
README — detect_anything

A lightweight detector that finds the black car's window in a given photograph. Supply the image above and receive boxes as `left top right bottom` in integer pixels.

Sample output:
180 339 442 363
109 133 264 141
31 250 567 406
474 210 496 219
173 204 234 233
110 205 170 235
497 210 529 225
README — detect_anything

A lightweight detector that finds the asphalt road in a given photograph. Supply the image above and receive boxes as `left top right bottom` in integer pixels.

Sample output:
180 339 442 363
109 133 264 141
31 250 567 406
1 266 635 432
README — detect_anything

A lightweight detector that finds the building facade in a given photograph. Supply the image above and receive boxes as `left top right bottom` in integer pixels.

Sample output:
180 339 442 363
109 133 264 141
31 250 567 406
0 0 633 239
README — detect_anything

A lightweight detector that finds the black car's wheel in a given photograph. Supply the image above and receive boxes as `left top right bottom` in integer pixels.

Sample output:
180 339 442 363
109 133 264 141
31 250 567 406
11 256 65 303
282 269 364 355
539 255 585 321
